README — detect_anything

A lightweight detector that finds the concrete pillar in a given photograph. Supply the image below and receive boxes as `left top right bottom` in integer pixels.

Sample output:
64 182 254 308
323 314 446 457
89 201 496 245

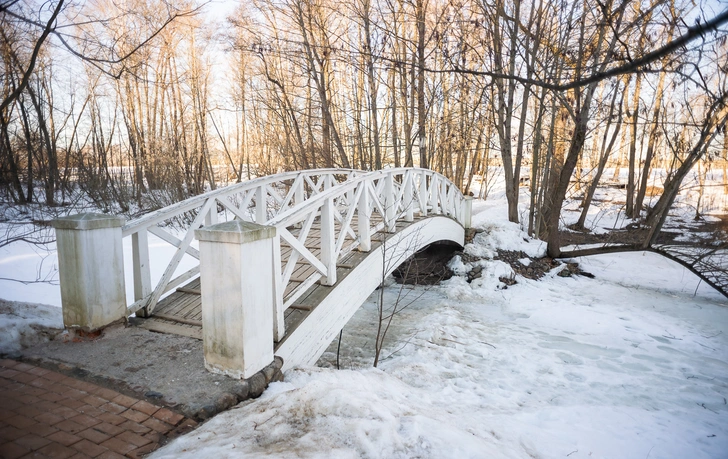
463 196 473 229
52 213 127 332
195 220 276 379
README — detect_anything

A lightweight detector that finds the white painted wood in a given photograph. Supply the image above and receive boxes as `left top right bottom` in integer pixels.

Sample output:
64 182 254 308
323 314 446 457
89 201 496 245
131 230 152 303
320 197 337 286
304 175 321 195
419 171 428 217
331 199 358 242
403 171 414 222
324 174 335 190
216 197 251 222
146 198 214 314
357 183 371 252
236 189 257 219
278 227 328 276
294 176 304 206
256 185 266 223
335 185 363 257
272 232 285 342
292 179 305 229
280 211 317 287
280 174 303 212
463 196 473 229
384 173 397 233
52 213 127 331
266 184 284 206
132 265 200 314
365 182 383 222
430 174 440 214
119 168 468 320
275 216 465 371
147 226 200 259
440 182 449 216
282 273 322 309
205 202 219 226
123 169 356 235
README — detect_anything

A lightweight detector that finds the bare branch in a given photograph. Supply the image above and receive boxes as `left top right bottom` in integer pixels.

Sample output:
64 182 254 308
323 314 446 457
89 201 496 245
0 0 64 113
429 9 728 92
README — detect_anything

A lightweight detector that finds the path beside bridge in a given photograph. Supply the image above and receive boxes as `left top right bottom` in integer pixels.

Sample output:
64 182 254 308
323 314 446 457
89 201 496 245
0 358 197 459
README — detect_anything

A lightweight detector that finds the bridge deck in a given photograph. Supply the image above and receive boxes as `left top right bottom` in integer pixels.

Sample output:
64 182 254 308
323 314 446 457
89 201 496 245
136 216 419 344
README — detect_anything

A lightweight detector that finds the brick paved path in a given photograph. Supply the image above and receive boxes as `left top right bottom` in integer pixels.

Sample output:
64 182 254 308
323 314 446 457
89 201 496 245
0 359 197 459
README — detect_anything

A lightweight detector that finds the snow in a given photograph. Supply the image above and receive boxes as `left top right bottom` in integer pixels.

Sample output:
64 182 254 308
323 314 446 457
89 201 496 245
0 227 198 308
0 238 61 306
465 198 546 259
150 194 728 459
0 299 62 355
1 173 727 458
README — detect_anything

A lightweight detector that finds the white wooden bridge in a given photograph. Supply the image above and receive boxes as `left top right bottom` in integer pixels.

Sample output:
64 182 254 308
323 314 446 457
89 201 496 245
52 168 471 379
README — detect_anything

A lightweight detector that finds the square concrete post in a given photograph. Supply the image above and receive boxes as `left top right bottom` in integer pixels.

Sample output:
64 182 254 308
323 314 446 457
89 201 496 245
463 196 473 229
195 221 276 379
52 213 127 332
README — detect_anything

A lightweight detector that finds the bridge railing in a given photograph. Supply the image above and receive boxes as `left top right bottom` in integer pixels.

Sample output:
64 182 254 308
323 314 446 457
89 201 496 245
51 167 470 376
121 169 359 316
64 167 468 320
265 167 471 340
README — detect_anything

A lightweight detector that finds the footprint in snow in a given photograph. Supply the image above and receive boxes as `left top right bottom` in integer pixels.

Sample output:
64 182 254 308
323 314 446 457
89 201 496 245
564 372 586 382
622 362 651 372
632 353 670 364
556 352 584 365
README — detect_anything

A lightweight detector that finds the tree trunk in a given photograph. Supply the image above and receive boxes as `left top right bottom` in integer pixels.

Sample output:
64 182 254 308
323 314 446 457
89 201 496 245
416 0 427 169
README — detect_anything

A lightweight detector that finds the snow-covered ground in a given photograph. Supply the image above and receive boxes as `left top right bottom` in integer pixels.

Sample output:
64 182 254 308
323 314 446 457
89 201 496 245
150 197 728 459
0 299 62 355
1 171 727 458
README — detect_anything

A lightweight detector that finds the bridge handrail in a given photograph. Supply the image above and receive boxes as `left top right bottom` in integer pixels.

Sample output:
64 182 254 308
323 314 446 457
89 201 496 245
121 167 470 336
267 168 464 227
121 169 361 317
122 168 360 236
264 167 470 340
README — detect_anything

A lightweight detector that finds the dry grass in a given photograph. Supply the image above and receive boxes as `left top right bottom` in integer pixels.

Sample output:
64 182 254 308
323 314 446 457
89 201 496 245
644 185 664 197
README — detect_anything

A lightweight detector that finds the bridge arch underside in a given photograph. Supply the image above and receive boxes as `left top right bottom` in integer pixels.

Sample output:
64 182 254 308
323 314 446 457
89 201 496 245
275 215 464 371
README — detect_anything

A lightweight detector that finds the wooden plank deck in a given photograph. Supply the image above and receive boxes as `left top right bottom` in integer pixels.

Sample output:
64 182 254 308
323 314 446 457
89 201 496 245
135 215 416 345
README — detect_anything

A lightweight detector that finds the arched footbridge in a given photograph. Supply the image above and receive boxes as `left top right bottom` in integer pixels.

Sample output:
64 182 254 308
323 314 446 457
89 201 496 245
53 168 471 379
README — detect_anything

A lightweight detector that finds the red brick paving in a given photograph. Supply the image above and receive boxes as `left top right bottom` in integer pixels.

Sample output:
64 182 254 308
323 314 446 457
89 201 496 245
0 359 197 458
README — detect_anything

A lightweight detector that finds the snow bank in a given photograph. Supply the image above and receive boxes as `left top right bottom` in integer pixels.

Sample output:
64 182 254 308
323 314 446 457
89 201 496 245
0 239 61 306
153 367 508 459
154 196 728 459
0 299 63 355
467 198 546 259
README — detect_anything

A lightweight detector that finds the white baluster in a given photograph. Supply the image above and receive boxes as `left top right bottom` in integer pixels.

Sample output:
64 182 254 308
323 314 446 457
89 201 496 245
430 174 439 214
418 171 428 217
272 232 285 341
205 199 219 226
132 230 152 317
295 178 304 206
358 182 371 252
403 171 414 222
385 173 396 232
294 176 305 229
256 185 266 223
463 196 473 229
320 197 337 285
